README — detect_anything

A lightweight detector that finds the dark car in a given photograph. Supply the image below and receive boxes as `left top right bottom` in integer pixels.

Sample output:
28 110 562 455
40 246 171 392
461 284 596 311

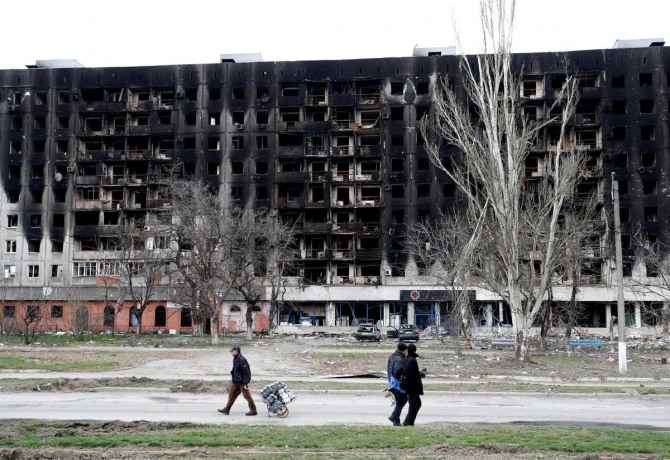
355 323 381 341
387 324 420 342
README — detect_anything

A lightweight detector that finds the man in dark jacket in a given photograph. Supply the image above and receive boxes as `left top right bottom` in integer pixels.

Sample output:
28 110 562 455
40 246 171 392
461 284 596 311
401 343 423 426
386 341 408 426
218 346 257 416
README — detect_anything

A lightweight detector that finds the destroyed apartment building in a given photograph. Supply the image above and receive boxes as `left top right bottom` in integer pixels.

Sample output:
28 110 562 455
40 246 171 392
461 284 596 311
1 41 669 335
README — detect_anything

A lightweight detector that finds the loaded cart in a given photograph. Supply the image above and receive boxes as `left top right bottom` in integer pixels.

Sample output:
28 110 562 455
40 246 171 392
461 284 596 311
259 381 296 418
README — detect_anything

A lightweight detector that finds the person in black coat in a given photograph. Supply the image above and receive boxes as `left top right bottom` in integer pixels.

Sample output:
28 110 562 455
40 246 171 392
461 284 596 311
218 346 257 416
386 341 408 426
401 343 423 426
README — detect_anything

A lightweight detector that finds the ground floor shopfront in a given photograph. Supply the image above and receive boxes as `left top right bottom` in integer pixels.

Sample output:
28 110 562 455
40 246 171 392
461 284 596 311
1 283 668 337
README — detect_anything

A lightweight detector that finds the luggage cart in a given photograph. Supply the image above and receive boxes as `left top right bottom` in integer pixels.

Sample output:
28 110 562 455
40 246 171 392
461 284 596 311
259 381 296 418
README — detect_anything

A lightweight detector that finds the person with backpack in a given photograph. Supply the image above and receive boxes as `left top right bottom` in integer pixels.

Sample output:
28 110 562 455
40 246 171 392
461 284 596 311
401 343 424 426
386 341 408 426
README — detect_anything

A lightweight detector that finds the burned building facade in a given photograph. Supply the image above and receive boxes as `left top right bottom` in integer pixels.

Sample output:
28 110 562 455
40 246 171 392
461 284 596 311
1 42 669 335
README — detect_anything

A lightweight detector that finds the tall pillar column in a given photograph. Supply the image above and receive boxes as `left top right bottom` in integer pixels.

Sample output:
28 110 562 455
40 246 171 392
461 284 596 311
407 302 415 325
383 302 390 327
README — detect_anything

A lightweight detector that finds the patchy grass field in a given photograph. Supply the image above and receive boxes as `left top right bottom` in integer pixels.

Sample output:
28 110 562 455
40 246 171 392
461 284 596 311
0 420 668 459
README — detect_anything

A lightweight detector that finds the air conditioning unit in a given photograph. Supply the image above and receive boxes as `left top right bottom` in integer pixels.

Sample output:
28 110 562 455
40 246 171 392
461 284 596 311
175 90 185 99
384 185 392 191
381 112 389 119
66 166 75 173
235 123 244 130
388 228 396 236
143 226 151 231
603 153 613 161
257 123 266 130
384 269 393 276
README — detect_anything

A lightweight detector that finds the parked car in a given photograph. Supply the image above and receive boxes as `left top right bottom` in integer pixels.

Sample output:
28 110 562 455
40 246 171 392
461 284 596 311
355 323 381 341
387 324 420 342
299 316 314 326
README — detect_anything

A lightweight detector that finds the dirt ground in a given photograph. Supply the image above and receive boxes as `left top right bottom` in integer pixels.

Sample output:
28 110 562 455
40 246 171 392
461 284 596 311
1 334 669 387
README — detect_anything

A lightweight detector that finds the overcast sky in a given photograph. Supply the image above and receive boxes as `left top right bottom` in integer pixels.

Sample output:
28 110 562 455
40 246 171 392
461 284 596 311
2 0 668 69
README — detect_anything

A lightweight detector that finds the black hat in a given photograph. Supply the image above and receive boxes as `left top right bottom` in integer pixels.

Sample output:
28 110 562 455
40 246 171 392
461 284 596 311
230 346 241 353
397 342 408 351
407 343 418 355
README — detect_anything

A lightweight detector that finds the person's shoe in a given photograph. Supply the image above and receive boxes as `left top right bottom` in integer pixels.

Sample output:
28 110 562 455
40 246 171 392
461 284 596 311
402 421 413 426
393 421 402 426
388 415 400 426
245 411 257 416
217 408 229 415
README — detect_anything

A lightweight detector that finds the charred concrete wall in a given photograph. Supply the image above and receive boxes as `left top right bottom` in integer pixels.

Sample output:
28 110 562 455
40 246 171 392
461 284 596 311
0 45 669 332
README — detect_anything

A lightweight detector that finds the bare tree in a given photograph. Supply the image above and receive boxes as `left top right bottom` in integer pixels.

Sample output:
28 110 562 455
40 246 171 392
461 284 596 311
115 221 169 335
169 180 249 343
230 209 296 340
419 0 584 361
407 208 480 350
632 230 670 341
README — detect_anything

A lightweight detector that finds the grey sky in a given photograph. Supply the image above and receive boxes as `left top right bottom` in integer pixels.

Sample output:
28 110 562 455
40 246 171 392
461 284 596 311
2 0 668 69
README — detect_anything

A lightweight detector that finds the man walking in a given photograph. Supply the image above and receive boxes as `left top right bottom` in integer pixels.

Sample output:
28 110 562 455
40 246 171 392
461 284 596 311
386 342 408 426
218 346 257 416
401 343 423 426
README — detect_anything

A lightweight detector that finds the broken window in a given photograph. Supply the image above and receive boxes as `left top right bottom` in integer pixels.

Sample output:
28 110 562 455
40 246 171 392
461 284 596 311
415 80 429 95
390 81 404 95
33 141 45 154
612 75 625 88
280 108 300 122
209 87 221 100
256 186 268 200
391 184 404 198
443 183 456 197
231 186 242 201
232 161 244 175
34 116 46 130
257 87 270 102
641 151 655 167
185 112 197 126
207 163 219 175
8 165 21 179
618 180 629 195
281 84 299 97
232 86 245 100
28 239 41 253
643 180 657 195
391 135 403 147
209 112 220 126
208 137 220 151
390 106 403 121
417 156 429 171
639 72 653 86
417 183 430 198
639 99 654 113
58 91 70 104
10 141 21 155
30 215 42 227
619 207 630 223
644 207 658 222
232 136 244 149
614 153 627 168
256 111 269 124
255 161 268 175
31 189 42 204
612 100 626 114
11 117 22 131
232 111 245 125
640 126 655 141
611 127 626 141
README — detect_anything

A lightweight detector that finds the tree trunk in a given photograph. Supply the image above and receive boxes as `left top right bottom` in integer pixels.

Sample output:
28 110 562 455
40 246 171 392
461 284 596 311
245 305 254 340
564 270 579 345
662 302 669 342
209 314 219 344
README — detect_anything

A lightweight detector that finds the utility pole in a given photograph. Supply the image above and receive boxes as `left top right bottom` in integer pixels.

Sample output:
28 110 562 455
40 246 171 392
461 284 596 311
611 174 627 374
